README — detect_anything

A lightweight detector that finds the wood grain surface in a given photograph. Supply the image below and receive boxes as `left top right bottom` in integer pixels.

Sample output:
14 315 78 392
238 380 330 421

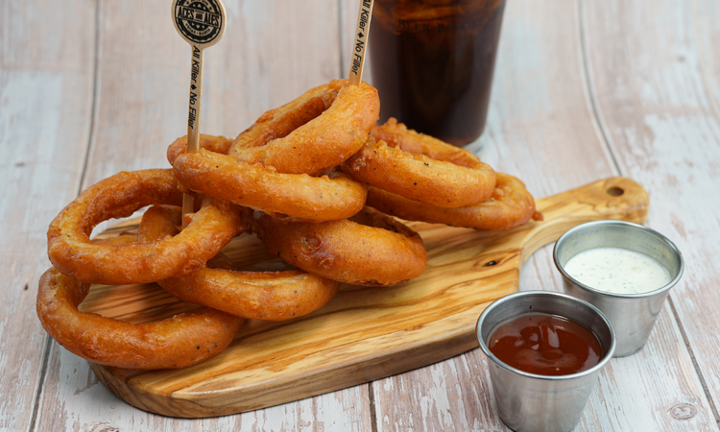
3 0 719 430
79 177 647 418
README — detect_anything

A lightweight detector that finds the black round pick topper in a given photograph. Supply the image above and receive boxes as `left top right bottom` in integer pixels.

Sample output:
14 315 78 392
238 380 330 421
173 0 225 47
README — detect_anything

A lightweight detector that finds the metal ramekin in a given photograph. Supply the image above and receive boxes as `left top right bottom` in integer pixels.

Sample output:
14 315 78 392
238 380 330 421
553 220 684 357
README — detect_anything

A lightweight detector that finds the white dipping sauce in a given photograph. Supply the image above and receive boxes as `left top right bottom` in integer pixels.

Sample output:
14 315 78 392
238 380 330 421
564 247 671 294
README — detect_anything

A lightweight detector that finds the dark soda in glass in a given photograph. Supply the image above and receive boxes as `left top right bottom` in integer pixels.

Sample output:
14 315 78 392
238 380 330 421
369 0 506 146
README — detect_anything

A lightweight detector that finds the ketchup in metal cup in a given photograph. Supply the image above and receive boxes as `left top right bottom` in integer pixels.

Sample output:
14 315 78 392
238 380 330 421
488 312 604 376
370 0 506 146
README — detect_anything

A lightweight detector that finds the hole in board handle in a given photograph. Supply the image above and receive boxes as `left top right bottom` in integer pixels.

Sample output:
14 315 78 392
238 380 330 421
606 186 624 196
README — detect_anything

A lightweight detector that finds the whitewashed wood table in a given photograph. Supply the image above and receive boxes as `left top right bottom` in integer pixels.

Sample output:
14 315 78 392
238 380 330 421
2 0 719 430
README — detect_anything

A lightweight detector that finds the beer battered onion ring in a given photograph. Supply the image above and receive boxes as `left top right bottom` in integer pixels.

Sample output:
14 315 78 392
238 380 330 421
342 118 496 208
367 173 542 230
228 79 380 175
37 266 243 370
138 205 340 321
47 169 244 285
253 207 427 286
171 148 367 222
167 134 234 164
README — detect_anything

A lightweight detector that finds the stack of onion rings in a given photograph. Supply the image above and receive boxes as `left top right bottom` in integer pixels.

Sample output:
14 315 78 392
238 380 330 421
38 79 541 371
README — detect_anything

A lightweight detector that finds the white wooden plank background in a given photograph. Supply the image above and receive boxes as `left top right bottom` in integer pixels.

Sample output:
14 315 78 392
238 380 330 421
370 1 716 430
582 0 720 426
1 0 719 430
0 1 97 431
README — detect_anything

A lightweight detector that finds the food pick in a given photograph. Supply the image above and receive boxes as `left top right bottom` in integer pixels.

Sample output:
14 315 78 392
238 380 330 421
348 0 375 86
171 0 227 225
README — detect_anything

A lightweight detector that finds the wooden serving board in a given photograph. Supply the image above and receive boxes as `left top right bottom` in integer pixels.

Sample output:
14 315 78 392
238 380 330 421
84 177 648 418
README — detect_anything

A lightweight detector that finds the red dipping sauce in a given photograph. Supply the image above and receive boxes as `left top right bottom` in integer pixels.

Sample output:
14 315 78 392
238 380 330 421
488 313 603 376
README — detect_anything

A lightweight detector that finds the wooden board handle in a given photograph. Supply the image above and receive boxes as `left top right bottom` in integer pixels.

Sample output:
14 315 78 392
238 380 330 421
517 176 649 264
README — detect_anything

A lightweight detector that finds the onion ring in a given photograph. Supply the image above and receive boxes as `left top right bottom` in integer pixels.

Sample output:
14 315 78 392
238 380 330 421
36 266 243 370
342 118 496 208
228 79 380 175
253 207 427 286
91 233 137 245
138 205 340 321
366 173 542 230
172 149 367 222
47 169 244 285
167 134 233 167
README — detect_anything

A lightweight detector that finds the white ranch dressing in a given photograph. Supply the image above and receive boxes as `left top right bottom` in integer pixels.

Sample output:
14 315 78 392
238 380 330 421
564 247 671 294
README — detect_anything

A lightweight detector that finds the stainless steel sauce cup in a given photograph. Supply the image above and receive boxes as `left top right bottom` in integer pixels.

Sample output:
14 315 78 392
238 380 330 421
553 220 684 357
476 291 616 432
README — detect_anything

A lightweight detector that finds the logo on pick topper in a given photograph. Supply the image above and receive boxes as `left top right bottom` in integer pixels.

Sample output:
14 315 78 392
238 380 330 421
174 0 223 45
